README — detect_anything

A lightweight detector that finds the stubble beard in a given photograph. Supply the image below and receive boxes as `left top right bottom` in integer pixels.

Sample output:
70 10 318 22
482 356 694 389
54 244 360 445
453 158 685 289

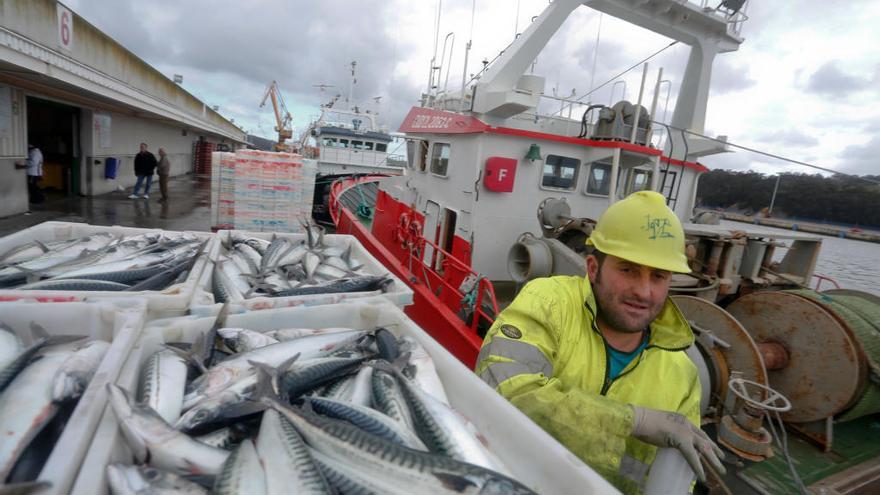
593 279 663 334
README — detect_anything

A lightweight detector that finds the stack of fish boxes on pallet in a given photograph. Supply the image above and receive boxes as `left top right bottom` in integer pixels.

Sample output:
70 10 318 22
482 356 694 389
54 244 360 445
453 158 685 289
210 152 236 229
192 141 214 176
210 150 316 233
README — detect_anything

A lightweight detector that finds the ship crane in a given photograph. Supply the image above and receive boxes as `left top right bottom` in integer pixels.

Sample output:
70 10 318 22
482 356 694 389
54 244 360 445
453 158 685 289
260 80 293 151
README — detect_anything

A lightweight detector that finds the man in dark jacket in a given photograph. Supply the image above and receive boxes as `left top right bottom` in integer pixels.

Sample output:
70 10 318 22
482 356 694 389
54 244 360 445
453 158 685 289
129 142 158 199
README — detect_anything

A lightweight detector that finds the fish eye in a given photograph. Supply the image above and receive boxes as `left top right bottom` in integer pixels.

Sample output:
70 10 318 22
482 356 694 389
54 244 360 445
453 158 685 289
144 468 159 480
195 410 208 419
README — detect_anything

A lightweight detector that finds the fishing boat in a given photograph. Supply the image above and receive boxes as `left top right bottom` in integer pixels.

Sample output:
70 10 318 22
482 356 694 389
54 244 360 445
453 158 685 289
330 0 880 492
299 63 407 225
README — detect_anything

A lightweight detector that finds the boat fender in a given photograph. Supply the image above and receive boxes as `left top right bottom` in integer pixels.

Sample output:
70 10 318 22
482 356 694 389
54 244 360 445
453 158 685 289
408 220 423 244
397 213 412 248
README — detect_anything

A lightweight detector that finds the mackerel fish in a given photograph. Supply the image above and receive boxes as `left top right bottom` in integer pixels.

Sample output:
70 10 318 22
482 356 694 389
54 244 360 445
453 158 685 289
107 384 229 477
265 398 537 495
212 438 266 495
106 463 208 495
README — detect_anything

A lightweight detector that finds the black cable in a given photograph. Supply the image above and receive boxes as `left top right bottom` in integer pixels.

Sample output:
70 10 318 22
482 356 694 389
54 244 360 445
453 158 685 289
557 40 680 116
652 120 880 186
579 104 605 138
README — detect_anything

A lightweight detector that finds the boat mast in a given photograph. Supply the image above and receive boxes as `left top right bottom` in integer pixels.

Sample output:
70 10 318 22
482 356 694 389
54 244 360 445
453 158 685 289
347 61 357 110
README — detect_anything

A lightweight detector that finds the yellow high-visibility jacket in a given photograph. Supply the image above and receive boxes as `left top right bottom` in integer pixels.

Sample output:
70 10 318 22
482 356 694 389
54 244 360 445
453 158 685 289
475 275 700 494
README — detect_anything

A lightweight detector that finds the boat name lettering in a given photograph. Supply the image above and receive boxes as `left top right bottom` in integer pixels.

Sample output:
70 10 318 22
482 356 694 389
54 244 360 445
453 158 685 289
411 114 455 129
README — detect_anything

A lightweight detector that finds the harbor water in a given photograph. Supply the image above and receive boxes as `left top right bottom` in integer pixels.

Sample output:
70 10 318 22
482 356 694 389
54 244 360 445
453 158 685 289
719 220 879 295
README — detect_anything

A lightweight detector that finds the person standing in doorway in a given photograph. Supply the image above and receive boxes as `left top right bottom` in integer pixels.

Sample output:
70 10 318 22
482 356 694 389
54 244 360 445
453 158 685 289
130 142 157 199
15 144 44 210
156 148 171 202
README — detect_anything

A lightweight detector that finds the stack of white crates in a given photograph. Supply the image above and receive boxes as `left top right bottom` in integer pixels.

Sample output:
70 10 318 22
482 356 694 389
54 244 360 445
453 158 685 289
210 151 236 229
210 149 316 232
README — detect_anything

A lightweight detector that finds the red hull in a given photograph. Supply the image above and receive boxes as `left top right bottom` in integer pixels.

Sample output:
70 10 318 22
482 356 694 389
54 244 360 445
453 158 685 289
330 177 496 367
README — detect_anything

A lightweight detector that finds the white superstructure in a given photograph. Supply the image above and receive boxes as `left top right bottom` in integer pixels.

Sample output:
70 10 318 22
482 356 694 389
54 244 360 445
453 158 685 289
377 0 750 282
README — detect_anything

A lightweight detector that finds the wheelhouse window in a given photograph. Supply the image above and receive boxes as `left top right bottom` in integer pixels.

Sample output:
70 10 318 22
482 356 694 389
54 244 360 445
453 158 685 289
375 143 388 152
407 140 429 171
321 137 337 147
542 155 580 190
363 141 374 151
338 139 349 148
430 143 451 176
585 161 612 196
351 140 365 150
626 168 652 194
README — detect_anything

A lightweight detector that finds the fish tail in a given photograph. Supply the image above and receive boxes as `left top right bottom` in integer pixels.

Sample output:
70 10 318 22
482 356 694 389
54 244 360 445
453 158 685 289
162 342 208 374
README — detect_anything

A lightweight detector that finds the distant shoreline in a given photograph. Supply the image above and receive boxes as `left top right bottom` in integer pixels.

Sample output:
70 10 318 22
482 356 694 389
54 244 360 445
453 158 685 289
714 211 880 244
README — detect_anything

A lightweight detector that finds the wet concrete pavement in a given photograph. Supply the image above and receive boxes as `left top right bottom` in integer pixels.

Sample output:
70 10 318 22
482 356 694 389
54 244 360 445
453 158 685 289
0 175 214 237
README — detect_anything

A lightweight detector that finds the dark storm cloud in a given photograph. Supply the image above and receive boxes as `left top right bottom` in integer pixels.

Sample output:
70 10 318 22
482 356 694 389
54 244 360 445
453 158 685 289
67 0 421 129
755 129 818 147
840 136 880 176
805 61 871 96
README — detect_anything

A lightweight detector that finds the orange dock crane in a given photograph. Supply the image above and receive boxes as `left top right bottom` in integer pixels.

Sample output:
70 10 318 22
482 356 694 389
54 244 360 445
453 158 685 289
260 81 293 151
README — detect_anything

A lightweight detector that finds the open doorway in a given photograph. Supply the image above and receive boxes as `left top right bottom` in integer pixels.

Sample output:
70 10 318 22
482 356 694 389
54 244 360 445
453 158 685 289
26 97 80 200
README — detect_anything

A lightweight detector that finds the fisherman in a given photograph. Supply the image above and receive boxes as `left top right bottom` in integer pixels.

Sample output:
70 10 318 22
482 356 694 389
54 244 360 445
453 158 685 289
130 142 158 199
156 147 171 202
475 191 725 494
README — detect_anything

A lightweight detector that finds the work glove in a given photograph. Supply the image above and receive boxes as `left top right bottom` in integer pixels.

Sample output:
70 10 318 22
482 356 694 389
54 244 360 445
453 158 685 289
631 406 726 483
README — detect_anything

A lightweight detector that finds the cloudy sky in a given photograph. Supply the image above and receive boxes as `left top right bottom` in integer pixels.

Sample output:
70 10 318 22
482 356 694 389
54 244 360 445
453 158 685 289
65 0 879 177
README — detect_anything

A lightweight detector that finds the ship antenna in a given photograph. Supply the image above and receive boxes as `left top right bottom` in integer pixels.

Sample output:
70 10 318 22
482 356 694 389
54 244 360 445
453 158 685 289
347 61 357 109
426 0 443 102
587 13 604 106
459 0 477 112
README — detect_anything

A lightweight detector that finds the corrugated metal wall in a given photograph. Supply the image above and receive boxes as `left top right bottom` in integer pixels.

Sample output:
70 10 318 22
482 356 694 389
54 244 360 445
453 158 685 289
0 84 27 158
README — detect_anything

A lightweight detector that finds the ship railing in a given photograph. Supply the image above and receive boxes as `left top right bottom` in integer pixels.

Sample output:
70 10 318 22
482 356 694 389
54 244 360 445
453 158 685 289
320 148 403 168
405 235 500 334
329 176 500 335
812 273 841 291
696 0 750 36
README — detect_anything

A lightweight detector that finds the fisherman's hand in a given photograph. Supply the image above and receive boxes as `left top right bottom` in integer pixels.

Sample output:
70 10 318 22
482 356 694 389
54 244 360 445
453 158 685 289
630 406 726 482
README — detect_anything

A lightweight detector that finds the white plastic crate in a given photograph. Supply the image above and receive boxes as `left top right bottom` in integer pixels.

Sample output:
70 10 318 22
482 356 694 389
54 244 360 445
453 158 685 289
191 230 413 313
70 301 616 495
0 222 218 320
0 298 146 495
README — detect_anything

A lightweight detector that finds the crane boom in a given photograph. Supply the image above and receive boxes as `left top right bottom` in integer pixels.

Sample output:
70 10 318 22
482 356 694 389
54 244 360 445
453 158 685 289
260 81 293 151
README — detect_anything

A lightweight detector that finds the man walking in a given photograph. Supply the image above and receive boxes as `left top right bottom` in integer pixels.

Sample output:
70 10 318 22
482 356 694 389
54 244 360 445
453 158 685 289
156 148 171 202
130 142 157 199
476 191 724 494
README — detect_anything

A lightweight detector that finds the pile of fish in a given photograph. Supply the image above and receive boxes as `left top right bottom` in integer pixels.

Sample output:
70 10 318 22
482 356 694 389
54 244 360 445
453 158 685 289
0 231 207 292
106 308 535 494
213 222 392 301
0 323 110 485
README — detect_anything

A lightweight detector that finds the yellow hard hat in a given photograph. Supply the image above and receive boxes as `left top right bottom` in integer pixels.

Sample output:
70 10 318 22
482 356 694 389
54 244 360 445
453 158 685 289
586 191 690 273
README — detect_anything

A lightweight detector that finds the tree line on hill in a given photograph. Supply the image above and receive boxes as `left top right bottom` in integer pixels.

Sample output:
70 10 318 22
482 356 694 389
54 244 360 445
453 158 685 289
696 170 880 228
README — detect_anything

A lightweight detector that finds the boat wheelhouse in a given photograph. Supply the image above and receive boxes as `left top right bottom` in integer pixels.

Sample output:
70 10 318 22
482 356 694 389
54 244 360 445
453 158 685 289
308 107 405 176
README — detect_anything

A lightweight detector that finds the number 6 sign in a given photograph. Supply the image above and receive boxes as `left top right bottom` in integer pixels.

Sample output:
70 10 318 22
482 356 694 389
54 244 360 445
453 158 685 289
57 4 74 51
